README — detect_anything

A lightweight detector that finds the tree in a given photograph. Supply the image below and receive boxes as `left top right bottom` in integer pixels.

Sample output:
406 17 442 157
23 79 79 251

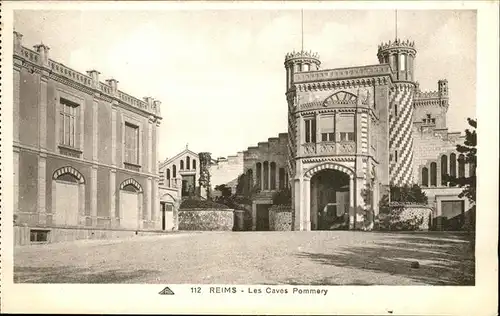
443 118 477 205
272 187 292 206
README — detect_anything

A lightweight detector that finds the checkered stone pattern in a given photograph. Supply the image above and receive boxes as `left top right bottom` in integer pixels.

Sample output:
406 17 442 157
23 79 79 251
389 84 415 186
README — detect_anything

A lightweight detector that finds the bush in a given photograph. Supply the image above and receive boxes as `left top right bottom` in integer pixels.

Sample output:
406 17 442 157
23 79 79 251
273 188 292 206
378 206 425 231
180 198 230 210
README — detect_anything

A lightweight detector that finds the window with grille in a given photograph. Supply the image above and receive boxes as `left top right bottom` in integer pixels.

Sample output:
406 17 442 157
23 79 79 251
60 99 78 148
124 123 139 165
320 116 335 142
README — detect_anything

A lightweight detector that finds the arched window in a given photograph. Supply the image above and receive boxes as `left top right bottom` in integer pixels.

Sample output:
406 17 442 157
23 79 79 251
180 160 184 170
193 159 197 170
263 161 269 190
458 154 465 178
430 162 437 186
256 162 262 190
270 162 277 190
166 168 171 180
421 167 429 187
441 155 448 186
119 178 143 230
186 156 191 170
450 153 457 178
172 165 177 178
279 168 286 190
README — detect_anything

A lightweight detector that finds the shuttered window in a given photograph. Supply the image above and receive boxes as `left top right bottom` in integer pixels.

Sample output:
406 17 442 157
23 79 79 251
320 116 335 142
124 123 139 164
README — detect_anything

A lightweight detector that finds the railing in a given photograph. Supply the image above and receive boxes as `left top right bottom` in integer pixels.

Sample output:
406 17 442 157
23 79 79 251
294 64 393 83
15 46 160 116
301 141 356 156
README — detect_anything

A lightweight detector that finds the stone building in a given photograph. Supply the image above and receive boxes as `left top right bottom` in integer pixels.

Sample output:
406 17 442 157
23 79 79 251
285 39 474 231
159 38 473 232
13 31 165 242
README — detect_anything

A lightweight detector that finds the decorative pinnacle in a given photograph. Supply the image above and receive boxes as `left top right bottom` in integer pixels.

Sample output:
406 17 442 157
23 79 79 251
378 38 416 52
285 50 320 62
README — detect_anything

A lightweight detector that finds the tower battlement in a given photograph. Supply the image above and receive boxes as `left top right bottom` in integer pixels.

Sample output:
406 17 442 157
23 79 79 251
378 38 416 53
285 50 320 62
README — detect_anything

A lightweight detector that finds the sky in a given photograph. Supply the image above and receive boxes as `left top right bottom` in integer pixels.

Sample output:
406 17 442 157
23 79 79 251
14 9 476 160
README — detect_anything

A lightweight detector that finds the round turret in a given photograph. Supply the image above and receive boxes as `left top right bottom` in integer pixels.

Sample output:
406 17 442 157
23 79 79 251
284 50 321 91
377 39 417 82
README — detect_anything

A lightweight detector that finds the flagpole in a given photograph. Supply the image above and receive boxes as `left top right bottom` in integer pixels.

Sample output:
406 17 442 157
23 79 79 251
301 9 304 51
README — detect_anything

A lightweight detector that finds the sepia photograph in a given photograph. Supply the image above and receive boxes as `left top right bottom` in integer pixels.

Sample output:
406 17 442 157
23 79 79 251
1 1 498 315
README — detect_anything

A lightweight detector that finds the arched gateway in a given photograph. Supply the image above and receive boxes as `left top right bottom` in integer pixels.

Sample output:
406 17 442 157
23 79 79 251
294 162 356 231
306 163 354 230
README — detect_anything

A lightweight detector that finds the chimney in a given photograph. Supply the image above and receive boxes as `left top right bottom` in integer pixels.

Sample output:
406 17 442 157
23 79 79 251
13 31 23 53
86 70 100 89
153 100 162 115
33 43 50 66
105 78 119 96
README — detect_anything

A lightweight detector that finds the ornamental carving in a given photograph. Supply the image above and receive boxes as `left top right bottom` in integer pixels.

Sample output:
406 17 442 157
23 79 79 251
318 142 335 154
337 142 356 154
302 143 316 155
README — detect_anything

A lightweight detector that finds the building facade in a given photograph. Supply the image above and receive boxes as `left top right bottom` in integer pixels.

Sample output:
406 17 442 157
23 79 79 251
13 31 165 241
286 39 474 231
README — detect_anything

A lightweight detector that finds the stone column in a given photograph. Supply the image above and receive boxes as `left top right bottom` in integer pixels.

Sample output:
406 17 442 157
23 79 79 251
303 178 311 231
38 154 47 225
349 176 355 229
315 112 320 151
276 165 280 191
267 163 271 191
110 169 116 227
91 166 98 226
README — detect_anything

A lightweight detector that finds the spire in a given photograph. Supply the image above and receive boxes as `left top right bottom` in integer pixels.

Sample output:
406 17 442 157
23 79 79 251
301 9 304 51
395 9 398 41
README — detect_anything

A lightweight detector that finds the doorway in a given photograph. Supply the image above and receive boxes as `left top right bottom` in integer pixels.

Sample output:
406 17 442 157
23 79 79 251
256 204 271 231
310 169 350 230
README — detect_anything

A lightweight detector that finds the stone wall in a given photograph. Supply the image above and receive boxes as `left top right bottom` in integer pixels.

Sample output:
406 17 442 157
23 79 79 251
378 204 433 231
178 208 234 231
14 225 174 246
269 205 292 231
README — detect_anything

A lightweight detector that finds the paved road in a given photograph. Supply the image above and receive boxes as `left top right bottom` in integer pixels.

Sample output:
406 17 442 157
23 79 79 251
14 231 474 285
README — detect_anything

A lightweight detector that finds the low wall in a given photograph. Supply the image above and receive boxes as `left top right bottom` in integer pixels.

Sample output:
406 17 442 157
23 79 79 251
269 205 292 231
14 225 175 246
378 204 433 231
178 208 234 231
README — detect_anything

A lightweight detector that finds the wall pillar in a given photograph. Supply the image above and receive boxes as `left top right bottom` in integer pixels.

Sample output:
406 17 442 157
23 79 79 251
293 178 303 230
261 163 265 191
110 169 116 227
39 76 48 150
303 178 311 231
38 154 47 225
14 149 20 216
91 166 98 226
147 119 153 173
111 103 117 166
252 203 257 231
92 99 99 162
349 176 355 229
146 177 153 225
13 61 21 144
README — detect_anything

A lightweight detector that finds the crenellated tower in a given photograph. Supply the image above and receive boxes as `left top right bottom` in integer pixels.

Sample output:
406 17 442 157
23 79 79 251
284 50 321 176
378 39 417 186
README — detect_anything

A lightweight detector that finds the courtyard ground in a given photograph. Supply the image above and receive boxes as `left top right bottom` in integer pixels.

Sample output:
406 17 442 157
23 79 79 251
14 231 474 285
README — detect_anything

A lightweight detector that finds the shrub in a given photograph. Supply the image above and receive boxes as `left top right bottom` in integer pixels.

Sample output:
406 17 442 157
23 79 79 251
272 188 292 206
180 198 229 210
